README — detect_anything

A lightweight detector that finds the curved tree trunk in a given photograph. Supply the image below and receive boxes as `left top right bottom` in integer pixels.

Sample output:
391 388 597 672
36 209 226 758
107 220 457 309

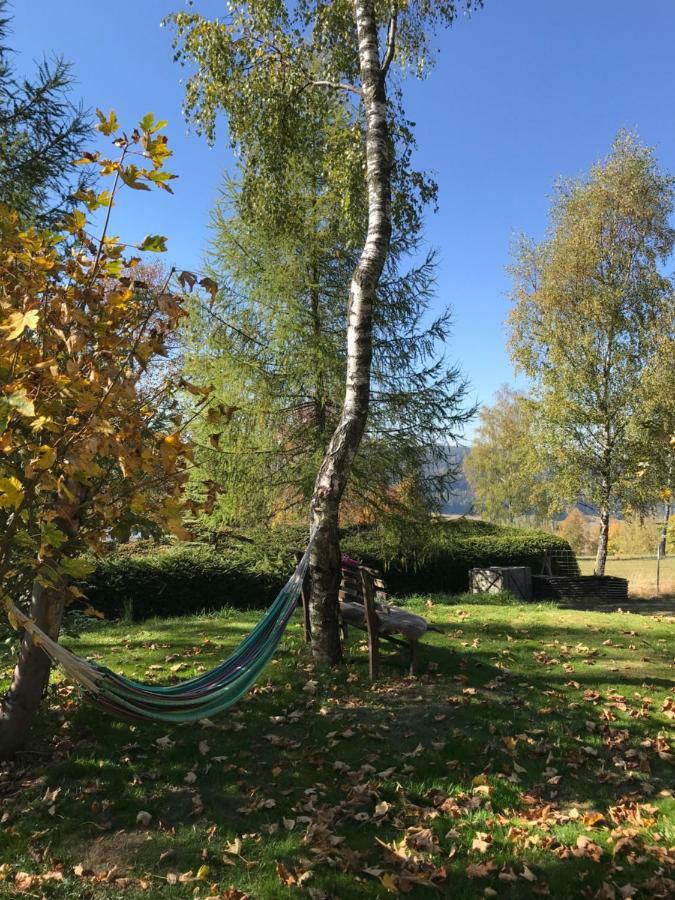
308 0 393 665
0 580 65 759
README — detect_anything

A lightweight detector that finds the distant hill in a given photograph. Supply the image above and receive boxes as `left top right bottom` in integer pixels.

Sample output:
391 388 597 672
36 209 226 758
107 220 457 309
428 445 601 520
424 445 475 515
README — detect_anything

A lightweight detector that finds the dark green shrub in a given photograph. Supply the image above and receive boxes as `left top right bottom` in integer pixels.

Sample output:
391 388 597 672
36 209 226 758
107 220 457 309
83 520 577 621
84 543 283 620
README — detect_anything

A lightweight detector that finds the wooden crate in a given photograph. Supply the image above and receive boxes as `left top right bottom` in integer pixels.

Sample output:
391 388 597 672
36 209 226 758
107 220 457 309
470 566 533 601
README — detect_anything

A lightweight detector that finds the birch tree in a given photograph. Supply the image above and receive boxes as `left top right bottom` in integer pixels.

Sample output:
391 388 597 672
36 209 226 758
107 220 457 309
464 387 552 525
169 0 483 664
509 134 675 575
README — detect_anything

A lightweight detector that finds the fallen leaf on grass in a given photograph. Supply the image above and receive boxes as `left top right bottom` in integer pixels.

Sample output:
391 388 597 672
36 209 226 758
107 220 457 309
471 833 492 853
583 811 605 827
276 862 297 886
15 872 39 892
380 872 399 892
223 837 242 857
466 861 496 879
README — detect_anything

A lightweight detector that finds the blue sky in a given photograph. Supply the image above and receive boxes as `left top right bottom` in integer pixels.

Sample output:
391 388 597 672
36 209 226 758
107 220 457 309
9 0 675 418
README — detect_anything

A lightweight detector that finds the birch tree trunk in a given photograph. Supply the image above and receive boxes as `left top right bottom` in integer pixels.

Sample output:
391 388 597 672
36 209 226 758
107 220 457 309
308 0 393 665
594 503 611 576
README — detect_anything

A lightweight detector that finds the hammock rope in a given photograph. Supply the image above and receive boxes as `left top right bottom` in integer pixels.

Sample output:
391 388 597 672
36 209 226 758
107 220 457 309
2 534 315 723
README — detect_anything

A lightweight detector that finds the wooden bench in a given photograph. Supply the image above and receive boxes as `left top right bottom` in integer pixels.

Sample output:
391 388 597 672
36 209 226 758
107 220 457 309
297 553 429 678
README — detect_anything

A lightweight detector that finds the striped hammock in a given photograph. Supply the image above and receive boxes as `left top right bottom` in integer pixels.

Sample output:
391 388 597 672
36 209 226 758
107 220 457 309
2 537 314 724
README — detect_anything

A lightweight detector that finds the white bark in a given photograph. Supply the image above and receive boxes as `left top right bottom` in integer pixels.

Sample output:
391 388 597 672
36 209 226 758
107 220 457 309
308 0 393 664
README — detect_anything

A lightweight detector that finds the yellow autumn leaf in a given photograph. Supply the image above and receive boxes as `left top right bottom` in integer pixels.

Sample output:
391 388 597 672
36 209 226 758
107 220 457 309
0 476 24 509
34 445 56 470
195 865 210 881
167 519 191 541
7 389 35 418
2 309 39 340
108 288 134 307
379 872 399 893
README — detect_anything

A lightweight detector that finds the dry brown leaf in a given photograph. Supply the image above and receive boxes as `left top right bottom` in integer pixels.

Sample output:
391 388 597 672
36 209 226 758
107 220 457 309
466 861 496 879
276 862 297 886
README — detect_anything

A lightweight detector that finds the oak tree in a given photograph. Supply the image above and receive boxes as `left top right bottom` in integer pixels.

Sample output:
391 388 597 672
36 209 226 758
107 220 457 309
0 113 210 757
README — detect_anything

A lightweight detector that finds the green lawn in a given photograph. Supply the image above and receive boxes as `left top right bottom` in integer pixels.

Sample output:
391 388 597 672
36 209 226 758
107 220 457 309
578 556 675 597
1 597 673 899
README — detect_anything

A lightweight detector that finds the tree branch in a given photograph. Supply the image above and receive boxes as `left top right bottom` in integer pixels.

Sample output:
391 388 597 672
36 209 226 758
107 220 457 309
310 79 361 96
381 6 398 76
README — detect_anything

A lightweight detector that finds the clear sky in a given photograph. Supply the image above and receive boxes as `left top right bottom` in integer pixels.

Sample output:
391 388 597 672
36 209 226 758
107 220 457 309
9 0 675 416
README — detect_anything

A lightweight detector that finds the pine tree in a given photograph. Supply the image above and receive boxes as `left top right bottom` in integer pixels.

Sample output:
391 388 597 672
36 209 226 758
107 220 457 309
184 166 473 527
0 1 92 225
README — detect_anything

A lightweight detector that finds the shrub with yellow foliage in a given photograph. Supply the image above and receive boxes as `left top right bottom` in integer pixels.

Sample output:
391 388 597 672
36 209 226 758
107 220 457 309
0 112 217 756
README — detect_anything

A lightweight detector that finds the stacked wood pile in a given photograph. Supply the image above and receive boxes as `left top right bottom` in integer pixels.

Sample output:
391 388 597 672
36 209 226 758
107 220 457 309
532 575 628 604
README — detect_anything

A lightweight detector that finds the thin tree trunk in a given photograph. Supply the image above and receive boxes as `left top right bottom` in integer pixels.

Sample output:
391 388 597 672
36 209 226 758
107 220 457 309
308 0 393 665
658 456 672 559
310 259 327 440
656 497 671 597
0 580 65 759
657 503 669 559
594 506 610 576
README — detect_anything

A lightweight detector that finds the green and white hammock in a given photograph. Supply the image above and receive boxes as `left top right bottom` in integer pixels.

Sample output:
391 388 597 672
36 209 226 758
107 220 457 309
3 536 314 724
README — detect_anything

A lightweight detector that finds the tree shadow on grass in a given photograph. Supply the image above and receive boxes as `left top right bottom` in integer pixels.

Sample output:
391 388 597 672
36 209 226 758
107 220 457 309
1 608 672 899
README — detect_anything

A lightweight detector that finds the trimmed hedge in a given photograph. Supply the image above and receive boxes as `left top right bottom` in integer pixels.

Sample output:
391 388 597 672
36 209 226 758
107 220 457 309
83 520 577 621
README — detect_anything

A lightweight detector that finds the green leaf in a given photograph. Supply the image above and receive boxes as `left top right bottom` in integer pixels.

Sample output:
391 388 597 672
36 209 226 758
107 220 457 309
7 389 35 418
139 112 155 133
95 108 119 136
59 556 96 579
42 522 68 549
139 234 168 253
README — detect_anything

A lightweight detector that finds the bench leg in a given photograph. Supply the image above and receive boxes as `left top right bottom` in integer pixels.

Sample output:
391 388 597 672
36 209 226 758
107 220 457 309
301 585 311 644
369 632 380 681
409 640 418 677
361 568 380 682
